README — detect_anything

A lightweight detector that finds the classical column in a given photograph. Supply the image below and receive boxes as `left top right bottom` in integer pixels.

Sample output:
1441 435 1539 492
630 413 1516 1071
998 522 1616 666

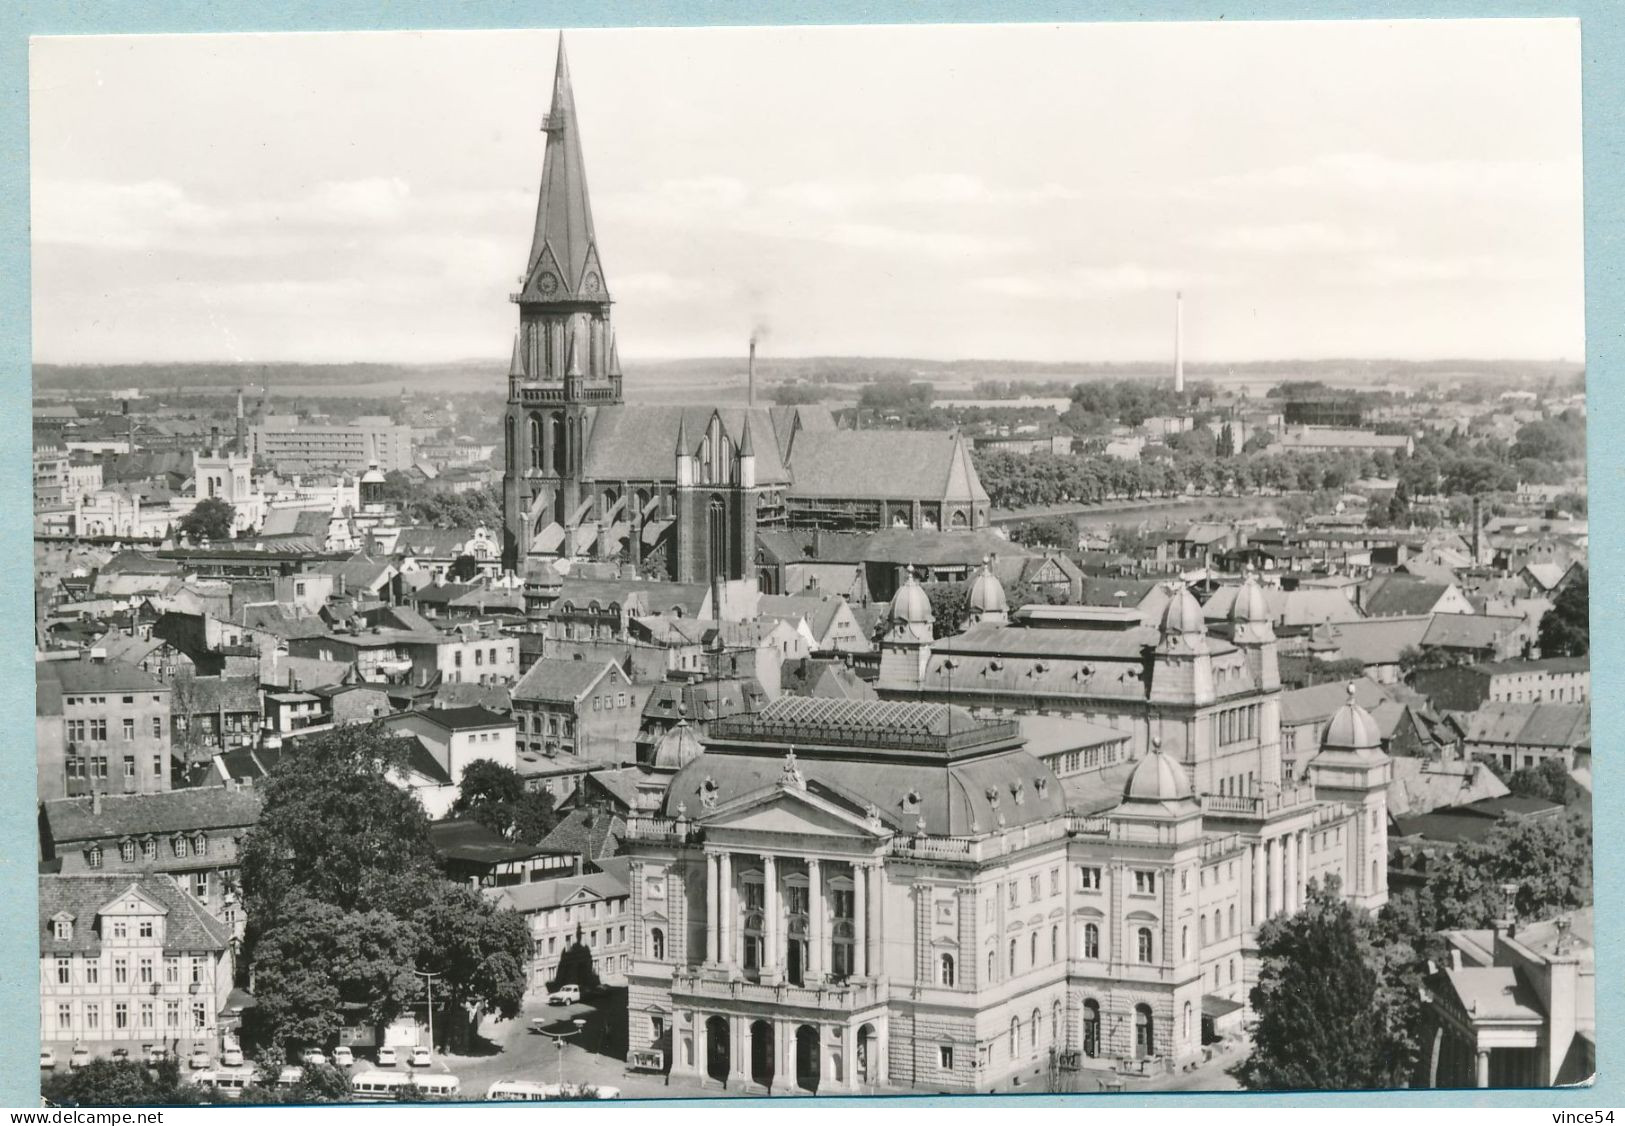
870 862 884 980
763 854 780 982
720 851 734 968
1250 842 1264 928
1296 831 1308 909
853 861 868 978
1475 1049 1490 1088
1270 837 1284 917
706 852 719 964
1283 832 1297 916
808 858 825 979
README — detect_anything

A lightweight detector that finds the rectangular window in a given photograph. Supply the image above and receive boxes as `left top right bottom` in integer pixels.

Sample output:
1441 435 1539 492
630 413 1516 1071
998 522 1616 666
138 957 153 984
834 889 854 919
123 717 135 741
139 919 153 939
1029 874 1040 902
91 719 107 741
1133 870 1156 895
1078 867 1102 891
140 1002 154 1029
1050 867 1060 895
152 754 162 777
85 1003 99 1030
152 717 162 739
56 958 71 985
114 1003 128 1030
113 958 128 984
142 839 156 861
84 960 98 985
939 1046 954 1070
166 1001 180 1028
193 872 209 899
1008 882 1018 908
68 720 85 743
191 959 203 985
165 956 179 984
58 1003 72 1030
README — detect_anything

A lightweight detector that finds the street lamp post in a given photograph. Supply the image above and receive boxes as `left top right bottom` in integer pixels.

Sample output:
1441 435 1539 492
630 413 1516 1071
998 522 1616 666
413 969 442 1059
545 1018 587 1094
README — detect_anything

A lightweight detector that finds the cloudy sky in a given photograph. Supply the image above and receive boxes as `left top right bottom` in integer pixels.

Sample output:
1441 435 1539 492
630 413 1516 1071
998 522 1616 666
30 20 1582 365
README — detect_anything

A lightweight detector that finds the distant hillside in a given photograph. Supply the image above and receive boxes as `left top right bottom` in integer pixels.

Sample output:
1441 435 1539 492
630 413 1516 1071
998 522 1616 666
34 356 1583 396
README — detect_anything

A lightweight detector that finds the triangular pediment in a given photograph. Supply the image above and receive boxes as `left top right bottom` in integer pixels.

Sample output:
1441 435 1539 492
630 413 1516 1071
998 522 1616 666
702 784 883 841
527 243 568 301
99 883 168 918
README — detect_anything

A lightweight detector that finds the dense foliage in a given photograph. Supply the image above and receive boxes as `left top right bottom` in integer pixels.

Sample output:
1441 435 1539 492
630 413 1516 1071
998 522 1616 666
240 725 530 1055
1537 571 1589 657
177 497 236 543
1234 880 1419 1091
449 759 562 844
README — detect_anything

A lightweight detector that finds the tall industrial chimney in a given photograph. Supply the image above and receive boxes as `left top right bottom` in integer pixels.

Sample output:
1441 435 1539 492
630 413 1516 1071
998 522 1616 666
1174 291 1185 396
748 336 757 408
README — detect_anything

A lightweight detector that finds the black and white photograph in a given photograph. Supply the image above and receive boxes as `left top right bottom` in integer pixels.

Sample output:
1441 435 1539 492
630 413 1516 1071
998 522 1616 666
27 18 1593 1105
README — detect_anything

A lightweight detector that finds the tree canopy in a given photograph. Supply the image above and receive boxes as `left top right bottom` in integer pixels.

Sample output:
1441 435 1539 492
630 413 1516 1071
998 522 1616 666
239 724 531 1055
1537 571 1589 657
178 496 235 543
449 759 560 845
1234 879 1419 1091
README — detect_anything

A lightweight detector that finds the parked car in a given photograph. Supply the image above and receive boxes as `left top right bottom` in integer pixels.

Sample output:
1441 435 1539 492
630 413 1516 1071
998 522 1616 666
39 1049 55 1070
187 1050 211 1071
409 1046 432 1068
375 1046 398 1067
332 1046 354 1068
110 1048 130 1061
221 1047 244 1068
69 1047 92 1070
301 1048 327 1067
547 984 581 1006
144 1046 170 1065
276 1066 304 1088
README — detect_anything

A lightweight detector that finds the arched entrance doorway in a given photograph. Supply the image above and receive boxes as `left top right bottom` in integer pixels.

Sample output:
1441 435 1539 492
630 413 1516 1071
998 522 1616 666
794 1025 820 1093
749 1020 775 1089
856 1023 879 1086
705 1016 730 1083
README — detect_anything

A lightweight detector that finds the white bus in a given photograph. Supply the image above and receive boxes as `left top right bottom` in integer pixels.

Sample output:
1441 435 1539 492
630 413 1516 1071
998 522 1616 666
187 1066 254 1100
351 1069 462 1102
485 1080 554 1101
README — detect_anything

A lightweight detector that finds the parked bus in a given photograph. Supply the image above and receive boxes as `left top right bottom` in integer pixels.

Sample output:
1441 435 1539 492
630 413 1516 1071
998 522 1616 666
351 1070 461 1102
186 1066 255 1100
485 1080 553 1101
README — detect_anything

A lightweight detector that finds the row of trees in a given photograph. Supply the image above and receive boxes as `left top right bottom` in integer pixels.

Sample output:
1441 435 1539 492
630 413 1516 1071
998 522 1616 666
378 473 503 529
239 726 531 1058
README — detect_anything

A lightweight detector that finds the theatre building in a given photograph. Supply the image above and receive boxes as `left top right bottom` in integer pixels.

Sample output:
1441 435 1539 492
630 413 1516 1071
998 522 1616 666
621 679 1390 1094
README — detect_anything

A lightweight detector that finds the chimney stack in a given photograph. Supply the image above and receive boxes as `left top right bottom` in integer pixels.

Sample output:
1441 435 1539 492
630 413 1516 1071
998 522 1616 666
1174 291 1185 396
209 425 221 455
748 336 757 408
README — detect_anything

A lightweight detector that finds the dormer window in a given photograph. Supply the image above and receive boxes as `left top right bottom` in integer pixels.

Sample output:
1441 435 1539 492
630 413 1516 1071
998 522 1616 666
119 840 136 864
173 836 189 859
193 833 207 857
53 915 74 941
141 838 157 862
86 846 103 869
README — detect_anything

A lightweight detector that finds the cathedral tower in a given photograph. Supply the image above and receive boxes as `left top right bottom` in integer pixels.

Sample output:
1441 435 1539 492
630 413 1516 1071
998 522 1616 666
503 37 622 569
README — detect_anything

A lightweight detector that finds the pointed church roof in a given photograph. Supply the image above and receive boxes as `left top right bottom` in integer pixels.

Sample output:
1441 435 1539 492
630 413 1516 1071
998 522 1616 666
523 37 609 304
739 411 756 457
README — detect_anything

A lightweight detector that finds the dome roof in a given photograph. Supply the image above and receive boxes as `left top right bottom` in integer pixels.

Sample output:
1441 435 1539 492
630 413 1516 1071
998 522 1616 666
1158 582 1205 637
1230 575 1270 624
968 563 1008 614
360 466 387 485
1322 684 1383 751
889 575 934 626
651 720 704 772
1122 744 1193 803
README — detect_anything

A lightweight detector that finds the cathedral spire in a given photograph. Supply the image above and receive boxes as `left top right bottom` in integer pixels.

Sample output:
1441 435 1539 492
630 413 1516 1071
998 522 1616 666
522 35 609 305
